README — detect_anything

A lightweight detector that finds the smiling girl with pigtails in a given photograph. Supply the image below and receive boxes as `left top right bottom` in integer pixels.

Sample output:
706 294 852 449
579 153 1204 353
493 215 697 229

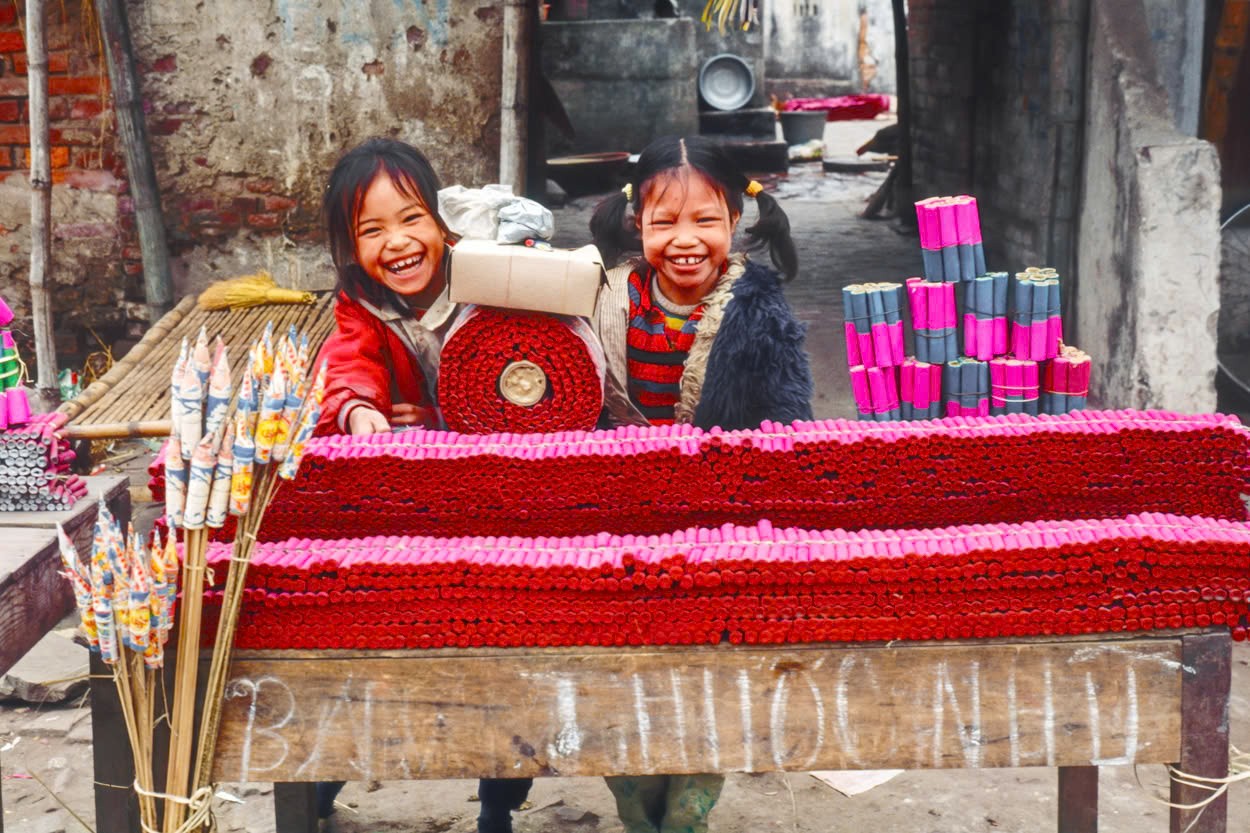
589 135 814 833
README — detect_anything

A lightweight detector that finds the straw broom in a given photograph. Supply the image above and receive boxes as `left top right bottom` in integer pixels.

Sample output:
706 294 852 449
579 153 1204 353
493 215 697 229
197 271 315 311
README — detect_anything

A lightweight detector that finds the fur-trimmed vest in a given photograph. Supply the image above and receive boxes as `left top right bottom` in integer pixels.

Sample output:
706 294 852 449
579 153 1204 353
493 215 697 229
594 254 814 431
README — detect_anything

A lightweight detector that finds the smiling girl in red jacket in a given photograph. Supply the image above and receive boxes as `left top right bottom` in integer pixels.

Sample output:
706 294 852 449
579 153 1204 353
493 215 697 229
315 137 461 436
313 138 536 831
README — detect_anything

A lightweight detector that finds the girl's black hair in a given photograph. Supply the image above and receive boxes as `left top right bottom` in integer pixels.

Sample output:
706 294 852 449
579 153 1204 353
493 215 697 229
322 137 456 308
589 135 798 279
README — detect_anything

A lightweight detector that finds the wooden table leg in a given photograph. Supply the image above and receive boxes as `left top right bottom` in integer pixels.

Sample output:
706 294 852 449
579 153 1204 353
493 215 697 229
91 651 140 833
1057 765 1098 833
273 783 319 833
1170 632 1231 833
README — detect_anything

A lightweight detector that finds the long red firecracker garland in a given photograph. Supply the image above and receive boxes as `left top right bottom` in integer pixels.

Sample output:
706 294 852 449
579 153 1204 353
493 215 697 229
198 512 1250 649
246 410 1250 542
437 307 605 434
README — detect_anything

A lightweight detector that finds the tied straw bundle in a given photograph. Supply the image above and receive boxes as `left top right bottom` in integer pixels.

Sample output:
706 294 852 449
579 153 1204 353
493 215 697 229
196 271 315 311
159 322 325 833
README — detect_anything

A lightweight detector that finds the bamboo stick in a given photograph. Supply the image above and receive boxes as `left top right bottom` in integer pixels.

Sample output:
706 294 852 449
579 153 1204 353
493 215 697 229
63 420 173 440
26 0 57 393
93 0 174 322
163 526 208 833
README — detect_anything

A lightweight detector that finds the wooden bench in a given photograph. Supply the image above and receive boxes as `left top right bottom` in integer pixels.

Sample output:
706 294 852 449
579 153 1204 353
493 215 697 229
89 628 1232 833
0 475 131 833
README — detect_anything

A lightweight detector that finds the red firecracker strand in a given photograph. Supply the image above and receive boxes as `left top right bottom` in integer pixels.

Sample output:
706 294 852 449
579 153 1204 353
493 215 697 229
237 410 1250 542
196 513 1250 649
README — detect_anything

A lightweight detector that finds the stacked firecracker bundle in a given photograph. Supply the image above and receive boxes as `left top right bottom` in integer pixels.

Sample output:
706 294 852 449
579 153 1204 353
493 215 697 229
844 196 1093 421
197 410 1250 648
0 293 87 510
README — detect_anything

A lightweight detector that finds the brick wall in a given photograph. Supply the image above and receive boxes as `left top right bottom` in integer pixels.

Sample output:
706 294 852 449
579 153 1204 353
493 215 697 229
0 0 142 372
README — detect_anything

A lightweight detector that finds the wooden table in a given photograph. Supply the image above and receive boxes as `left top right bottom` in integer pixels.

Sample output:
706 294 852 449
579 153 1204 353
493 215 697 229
0 475 130 833
90 628 1231 833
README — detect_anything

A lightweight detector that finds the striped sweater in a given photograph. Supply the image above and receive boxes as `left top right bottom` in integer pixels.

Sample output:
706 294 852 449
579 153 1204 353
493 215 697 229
625 269 705 424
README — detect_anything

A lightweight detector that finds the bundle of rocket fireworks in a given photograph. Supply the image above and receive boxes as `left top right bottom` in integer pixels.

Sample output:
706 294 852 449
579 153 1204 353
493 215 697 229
848 364 900 421
1043 342 1092 414
160 323 326 833
989 358 1040 416
0 330 32 429
841 283 905 368
0 412 86 511
963 271 1009 361
942 357 990 417
1010 268 1063 361
59 503 176 828
915 195 986 283
255 410 1250 542
199 512 1250 650
905 277 958 364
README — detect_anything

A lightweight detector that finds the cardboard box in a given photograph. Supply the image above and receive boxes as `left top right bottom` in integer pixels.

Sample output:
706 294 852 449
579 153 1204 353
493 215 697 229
448 240 604 318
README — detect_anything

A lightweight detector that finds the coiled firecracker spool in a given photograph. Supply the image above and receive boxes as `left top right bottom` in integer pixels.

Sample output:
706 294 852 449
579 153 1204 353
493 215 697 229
438 307 605 434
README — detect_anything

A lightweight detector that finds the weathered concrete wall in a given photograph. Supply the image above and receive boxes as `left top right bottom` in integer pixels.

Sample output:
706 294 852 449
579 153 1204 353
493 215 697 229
908 0 1086 278
1141 0 1204 135
764 0 895 99
1075 0 1220 411
126 0 502 298
542 19 698 156
0 0 503 375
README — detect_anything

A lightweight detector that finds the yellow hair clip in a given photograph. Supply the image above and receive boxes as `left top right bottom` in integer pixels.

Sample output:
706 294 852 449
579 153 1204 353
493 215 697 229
621 183 633 201
745 180 764 198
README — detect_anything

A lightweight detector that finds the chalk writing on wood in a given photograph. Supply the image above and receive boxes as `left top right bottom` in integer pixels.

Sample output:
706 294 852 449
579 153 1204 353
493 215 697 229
213 640 1186 783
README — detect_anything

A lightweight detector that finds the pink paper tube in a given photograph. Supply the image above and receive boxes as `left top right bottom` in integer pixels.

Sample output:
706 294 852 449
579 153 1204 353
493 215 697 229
881 365 900 410
906 278 928 328
939 282 956 328
954 197 978 245
1047 315 1063 358
844 322 862 367
1029 319 1047 361
1010 322 1029 359
937 201 959 248
963 313 979 357
870 321 894 368
6 387 30 426
990 359 1007 409
993 317 1008 355
928 363 942 403
0 296 12 327
888 322 905 365
900 359 915 404
0 394 8 431
856 330 876 368
909 361 931 409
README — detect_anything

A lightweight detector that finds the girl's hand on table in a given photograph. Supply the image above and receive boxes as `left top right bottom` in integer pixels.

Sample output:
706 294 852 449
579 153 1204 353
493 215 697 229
390 403 434 427
348 405 391 436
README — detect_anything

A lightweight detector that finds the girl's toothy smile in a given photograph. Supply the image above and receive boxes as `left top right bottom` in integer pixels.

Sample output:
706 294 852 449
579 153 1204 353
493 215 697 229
385 253 424 273
670 255 706 266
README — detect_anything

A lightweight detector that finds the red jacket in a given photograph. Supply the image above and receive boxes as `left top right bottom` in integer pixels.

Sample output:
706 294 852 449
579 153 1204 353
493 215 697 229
314 291 435 435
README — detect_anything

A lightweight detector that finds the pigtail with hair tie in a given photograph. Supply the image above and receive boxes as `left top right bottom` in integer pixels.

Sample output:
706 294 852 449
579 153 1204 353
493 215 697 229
745 180 764 198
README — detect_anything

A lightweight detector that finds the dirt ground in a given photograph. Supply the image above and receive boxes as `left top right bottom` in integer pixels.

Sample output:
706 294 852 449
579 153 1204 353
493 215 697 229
3 117 1248 832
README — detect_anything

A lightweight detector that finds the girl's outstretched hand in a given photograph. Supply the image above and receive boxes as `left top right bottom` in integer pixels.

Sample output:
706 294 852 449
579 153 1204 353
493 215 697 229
348 405 391 436
390 403 434 427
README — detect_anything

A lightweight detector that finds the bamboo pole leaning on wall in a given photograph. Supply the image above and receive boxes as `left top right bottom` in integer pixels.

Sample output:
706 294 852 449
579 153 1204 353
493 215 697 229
94 0 175 323
26 0 58 395
500 0 535 194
